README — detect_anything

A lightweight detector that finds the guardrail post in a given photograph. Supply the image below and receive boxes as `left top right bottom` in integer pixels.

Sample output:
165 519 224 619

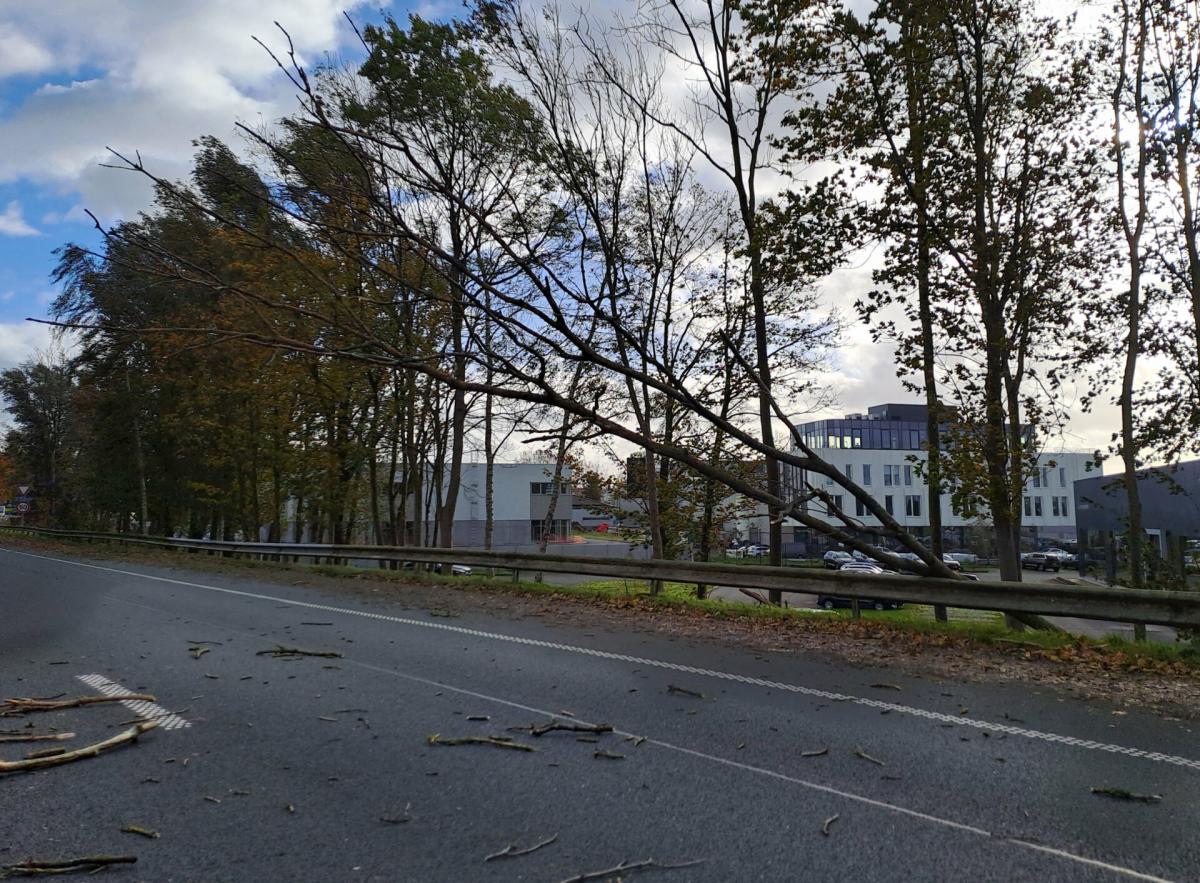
850 598 861 620
511 569 520 584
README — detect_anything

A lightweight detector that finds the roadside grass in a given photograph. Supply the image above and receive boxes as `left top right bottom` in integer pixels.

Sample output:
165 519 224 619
570 529 631 544
5 533 1197 671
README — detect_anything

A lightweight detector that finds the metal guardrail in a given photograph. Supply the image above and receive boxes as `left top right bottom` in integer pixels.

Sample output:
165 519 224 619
3 525 1198 628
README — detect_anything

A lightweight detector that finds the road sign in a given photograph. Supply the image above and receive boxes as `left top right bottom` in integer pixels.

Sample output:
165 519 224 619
18 486 29 496
16 502 30 513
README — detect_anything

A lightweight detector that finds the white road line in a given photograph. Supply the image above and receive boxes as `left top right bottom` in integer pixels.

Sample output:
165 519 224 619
76 673 190 730
6 546 1198 771
347 659 1174 883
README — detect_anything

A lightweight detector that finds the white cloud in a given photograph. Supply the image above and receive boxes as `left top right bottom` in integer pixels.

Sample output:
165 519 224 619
0 320 58 371
0 200 38 236
0 23 52 78
0 1 371 208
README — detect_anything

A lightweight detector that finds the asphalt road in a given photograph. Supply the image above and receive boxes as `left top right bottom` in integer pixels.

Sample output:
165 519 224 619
1 544 1197 882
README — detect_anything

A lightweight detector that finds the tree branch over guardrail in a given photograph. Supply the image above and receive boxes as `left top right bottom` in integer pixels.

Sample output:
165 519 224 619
3 526 1198 629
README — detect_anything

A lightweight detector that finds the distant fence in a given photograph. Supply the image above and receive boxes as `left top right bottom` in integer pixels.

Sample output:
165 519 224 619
2 526 1198 629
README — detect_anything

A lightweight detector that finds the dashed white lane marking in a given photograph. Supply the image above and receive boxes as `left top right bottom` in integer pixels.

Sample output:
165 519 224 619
6 547 1199 772
76 673 190 730
347 660 1174 883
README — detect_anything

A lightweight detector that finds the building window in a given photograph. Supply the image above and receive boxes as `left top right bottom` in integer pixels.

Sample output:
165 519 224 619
862 464 871 486
1052 496 1060 517
531 519 569 541
884 495 894 516
1034 497 1043 517
1042 467 1050 487
830 495 844 514
844 464 853 482
884 465 901 487
855 498 866 517
882 430 893 450
903 465 913 486
1060 496 1069 517
852 428 863 448
905 495 921 517
530 481 569 495
909 430 920 449
1023 496 1032 517
1031 471 1041 489
1059 466 1067 487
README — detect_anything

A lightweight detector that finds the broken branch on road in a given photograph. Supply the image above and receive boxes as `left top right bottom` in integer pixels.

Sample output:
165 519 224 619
558 857 704 882
0 733 75 744
2 695 155 714
256 645 343 659
484 834 557 861
0 722 158 774
427 734 536 752
120 825 160 840
1 855 137 877
528 720 613 737
1090 787 1162 803
853 746 885 766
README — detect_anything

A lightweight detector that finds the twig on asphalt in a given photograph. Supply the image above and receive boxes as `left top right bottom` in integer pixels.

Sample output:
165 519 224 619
256 645 343 659
1090 787 1162 803
484 834 558 861
529 720 613 737
800 748 828 758
869 683 902 691
0 722 158 774
666 685 705 699
189 646 210 660
427 734 536 752
557 857 704 882
116 709 187 727
0 733 75 744
120 825 160 840
380 803 413 824
593 749 624 760
853 746 885 766
821 814 840 836
2 695 155 714
22 747 66 760
1 855 137 877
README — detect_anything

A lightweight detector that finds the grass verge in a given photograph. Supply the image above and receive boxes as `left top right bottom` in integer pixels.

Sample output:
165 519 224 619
5 533 1199 675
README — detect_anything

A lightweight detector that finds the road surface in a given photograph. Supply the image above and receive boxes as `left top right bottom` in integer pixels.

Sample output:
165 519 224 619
1 544 1197 882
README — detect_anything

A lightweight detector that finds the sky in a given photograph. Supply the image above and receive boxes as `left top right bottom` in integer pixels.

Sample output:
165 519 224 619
0 1 1123 462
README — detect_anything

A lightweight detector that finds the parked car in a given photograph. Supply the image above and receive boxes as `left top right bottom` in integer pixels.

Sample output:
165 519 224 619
822 550 855 570
945 551 979 564
744 543 770 556
1021 552 1061 572
941 557 963 572
838 562 884 574
401 561 473 576
816 596 903 611
1041 548 1078 566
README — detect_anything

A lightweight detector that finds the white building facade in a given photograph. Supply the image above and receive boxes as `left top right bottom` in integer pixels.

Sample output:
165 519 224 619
426 462 573 548
780 404 1093 554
